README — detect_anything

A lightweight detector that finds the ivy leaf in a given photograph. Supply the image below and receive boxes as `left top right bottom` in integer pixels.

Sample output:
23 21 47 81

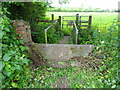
12 82 17 87
41 3 45 7
21 3 24 6
3 53 11 61
0 73 5 80
14 65 21 70
8 50 16 55
0 30 5 39
47 67 53 71
3 69 11 77
0 17 4 24
5 64 11 69
22 58 29 64
0 62 5 70
4 27 10 32
20 46 26 51
111 85 116 88
9 73 14 79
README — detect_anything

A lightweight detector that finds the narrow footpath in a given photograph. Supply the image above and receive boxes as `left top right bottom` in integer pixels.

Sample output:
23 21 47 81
59 36 71 44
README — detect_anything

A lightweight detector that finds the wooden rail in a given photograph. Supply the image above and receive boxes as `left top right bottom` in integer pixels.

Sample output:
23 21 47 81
62 14 79 29
44 20 58 44
80 16 92 30
72 20 78 44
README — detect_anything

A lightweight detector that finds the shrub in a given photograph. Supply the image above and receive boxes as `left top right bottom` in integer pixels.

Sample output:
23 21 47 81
2 2 49 43
32 22 61 44
1 8 32 88
80 19 119 88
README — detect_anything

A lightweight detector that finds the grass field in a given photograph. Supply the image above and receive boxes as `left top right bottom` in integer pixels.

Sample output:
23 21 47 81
46 12 118 34
47 12 118 24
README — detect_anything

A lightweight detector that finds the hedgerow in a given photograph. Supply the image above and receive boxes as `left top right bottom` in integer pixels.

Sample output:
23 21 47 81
1 8 32 88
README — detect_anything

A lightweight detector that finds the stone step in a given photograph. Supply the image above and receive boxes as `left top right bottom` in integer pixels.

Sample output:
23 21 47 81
59 36 71 44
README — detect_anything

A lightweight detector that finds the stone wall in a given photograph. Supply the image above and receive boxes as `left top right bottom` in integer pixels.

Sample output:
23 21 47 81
13 20 32 43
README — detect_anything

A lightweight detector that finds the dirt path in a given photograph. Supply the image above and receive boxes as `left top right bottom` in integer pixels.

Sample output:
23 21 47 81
59 36 71 44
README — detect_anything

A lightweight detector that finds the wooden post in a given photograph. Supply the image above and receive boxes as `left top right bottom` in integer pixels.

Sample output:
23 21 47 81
80 16 82 29
52 14 54 22
76 14 79 26
45 30 47 44
59 16 61 36
88 16 92 29
62 16 64 29
59 16 61 28
80 16 81 26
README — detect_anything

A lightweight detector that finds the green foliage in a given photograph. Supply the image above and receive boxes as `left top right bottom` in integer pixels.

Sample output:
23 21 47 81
72 26 95 44
1 9 32 88
77 19 118 88
2 2 50 43
32 22 61 44
2 2 48 21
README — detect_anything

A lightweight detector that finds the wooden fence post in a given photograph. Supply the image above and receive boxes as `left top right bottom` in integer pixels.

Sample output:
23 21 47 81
80 16 81 26
59 16 62 36
52 14 54 22
62 16 64 29
76 14 79 26
89 16 92 29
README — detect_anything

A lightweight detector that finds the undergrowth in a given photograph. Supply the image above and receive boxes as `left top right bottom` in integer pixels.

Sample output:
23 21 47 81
32 21 61 44
1 8 32 88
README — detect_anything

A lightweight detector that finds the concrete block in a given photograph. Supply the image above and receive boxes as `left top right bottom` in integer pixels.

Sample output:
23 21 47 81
32 44 94 62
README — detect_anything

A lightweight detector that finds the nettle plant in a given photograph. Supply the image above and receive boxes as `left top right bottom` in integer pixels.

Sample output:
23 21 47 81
1 8 32 88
